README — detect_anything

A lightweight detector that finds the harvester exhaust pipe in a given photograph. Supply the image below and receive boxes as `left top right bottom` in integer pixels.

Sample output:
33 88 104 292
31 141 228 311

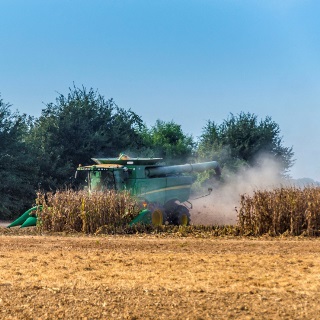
146 161 221 177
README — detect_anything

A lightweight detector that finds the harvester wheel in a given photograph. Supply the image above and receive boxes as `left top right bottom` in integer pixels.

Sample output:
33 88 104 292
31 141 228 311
173 205 190 226
151 208 167 226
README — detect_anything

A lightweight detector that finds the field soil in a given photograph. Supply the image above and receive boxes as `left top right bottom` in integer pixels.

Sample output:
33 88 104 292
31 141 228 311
0 229 320 319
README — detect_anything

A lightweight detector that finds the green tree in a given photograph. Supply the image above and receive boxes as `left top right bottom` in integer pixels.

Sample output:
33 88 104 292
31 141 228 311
30 86 144 190
0 96 39 219
141 120 195 164
197 112 294 175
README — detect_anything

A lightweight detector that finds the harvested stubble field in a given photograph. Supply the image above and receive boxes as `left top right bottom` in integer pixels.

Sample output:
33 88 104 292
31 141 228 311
0 227 320 319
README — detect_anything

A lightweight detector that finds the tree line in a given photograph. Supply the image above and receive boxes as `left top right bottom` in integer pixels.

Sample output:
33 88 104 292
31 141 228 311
0 86 294 219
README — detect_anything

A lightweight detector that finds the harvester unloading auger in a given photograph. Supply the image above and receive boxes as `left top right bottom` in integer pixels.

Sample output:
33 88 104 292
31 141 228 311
8 155 221 228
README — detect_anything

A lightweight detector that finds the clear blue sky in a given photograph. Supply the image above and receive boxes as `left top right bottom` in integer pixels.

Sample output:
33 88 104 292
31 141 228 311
1 0 320 180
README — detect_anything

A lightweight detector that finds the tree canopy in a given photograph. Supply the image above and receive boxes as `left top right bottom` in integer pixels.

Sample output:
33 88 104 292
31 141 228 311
141 119 195 164
197 112 294 175
0 97 38 218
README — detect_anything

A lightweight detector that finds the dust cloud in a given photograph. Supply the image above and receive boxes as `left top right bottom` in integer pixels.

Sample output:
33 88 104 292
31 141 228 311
190 155 286 225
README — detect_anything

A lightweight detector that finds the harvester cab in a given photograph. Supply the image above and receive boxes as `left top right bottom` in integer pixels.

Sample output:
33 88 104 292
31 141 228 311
76 155 221 226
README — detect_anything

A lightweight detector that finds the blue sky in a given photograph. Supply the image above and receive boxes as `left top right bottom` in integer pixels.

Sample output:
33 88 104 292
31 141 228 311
1 0 320 180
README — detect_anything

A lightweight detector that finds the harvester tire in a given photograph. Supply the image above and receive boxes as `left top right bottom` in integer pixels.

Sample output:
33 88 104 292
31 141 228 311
173 205 190 226
151 208 167 226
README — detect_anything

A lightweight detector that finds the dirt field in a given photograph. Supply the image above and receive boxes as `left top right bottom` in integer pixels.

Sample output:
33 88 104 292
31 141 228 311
0 227 319 320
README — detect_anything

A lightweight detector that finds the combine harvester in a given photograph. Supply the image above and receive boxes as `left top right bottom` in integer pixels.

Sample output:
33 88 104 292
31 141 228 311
8 155 221 228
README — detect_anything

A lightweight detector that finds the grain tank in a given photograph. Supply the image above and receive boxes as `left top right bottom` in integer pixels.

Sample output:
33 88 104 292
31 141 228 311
76 155 221 226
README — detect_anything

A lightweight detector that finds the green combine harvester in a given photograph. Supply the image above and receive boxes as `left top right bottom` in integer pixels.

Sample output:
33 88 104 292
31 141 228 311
8 155 221 228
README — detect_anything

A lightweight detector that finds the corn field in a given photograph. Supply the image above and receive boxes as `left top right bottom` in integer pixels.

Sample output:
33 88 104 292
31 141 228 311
34 186 320 237
33 189 238 236
237 186 320 236
35 189 140 233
